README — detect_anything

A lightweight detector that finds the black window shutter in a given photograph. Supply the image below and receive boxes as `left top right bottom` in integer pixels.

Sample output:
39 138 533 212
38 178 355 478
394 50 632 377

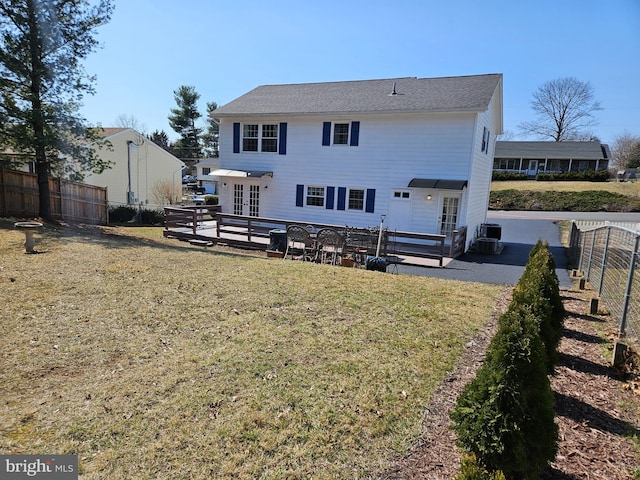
326 186 335 209
295 184 304 207
279 122 287 155
233 123 240 153
322 122 331 146
350 121 360 146
337 187 346 210
365 189 375 213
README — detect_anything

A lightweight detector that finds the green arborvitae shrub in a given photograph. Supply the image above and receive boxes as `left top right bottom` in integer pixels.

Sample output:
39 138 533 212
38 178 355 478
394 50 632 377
456 455 506 480
451 305 558 479
513 241 566 373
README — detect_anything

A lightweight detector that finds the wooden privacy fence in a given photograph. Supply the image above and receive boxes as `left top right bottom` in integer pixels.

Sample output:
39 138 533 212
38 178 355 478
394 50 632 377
0 168 108 224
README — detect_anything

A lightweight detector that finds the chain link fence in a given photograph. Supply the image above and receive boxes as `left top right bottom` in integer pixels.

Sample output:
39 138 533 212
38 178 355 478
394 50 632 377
569 221 640 344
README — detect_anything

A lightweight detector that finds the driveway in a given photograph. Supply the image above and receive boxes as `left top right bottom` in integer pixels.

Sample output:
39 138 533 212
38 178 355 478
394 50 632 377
395 211 640 286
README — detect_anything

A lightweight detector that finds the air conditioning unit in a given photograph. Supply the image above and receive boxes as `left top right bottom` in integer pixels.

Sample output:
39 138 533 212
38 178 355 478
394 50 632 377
476 237 498 253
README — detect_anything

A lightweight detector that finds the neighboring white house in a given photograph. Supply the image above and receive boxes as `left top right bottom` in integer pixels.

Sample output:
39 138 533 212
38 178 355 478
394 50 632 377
194 157 220 194
84 128 185 207
210 74 503 249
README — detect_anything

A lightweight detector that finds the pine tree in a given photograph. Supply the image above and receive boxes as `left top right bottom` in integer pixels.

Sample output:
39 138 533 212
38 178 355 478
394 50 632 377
168 85 202 160
0 0 114 220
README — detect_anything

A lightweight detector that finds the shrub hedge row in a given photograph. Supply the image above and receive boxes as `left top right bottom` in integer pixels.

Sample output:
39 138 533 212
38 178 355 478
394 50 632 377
535 170 610 182
108 205 164 225
489 189 640 212
492 170 610 182
451 241 564 479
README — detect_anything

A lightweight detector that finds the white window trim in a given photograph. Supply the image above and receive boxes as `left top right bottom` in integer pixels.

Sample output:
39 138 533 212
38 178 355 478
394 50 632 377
347 187 365 211
242 123 279 153
392 189 411 201
332 122 351 146
306 186 325 207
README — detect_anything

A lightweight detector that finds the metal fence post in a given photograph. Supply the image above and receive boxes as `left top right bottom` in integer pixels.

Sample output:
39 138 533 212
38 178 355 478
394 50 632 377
619 236 640 337
586 230 597 280
578 230 586 273
597 227 611 296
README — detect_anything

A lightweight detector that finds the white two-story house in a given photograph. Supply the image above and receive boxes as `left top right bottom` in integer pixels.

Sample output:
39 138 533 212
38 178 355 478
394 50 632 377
210 74 503 250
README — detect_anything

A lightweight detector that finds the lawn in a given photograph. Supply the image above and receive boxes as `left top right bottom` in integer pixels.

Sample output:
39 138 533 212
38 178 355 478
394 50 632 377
0 221 502 479
491 180 640 196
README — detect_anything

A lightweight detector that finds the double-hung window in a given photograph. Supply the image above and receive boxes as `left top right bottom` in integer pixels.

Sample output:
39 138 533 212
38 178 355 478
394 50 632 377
333 123 350 145
306 186 325 207
322 121 360 146
348 189 365 210
242 123 279 152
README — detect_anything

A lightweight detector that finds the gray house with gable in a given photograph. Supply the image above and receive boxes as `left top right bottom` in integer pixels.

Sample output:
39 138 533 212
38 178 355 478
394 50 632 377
493 141 611 177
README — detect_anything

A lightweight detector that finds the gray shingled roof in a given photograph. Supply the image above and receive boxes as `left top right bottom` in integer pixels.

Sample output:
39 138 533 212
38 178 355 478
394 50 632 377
495 141 611 160
213 74 502 116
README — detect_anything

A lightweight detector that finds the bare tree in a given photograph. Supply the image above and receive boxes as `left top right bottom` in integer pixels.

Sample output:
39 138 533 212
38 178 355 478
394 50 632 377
611 131 640 170
519 77 601 142
497 130 517 141
114 114 147 134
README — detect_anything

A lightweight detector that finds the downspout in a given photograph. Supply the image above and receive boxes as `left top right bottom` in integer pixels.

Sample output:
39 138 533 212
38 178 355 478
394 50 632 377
127 140 133 204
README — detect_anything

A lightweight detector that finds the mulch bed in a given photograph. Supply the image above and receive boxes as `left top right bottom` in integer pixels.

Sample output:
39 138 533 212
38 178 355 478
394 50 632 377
382 286 640 480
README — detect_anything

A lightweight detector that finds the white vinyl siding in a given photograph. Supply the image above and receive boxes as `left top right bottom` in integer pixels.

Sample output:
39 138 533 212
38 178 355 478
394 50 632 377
216 102 499 244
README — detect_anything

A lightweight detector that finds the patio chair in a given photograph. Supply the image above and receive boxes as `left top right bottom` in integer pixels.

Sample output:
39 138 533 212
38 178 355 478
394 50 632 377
284 225 317 261
315 228 346 265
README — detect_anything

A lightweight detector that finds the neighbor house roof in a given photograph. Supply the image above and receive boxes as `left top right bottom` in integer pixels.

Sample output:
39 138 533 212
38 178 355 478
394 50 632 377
495 141 611 160
213 74 503 116
98 127 128 139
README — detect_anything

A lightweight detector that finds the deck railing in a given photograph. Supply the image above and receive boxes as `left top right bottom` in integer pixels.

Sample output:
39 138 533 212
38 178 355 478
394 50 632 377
164 205 220 236
165 210 468 266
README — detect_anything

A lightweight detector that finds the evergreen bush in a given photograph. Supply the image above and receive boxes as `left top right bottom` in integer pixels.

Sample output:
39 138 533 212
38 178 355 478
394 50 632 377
109 205 137 223
139 208 164 225
492 172 528 181
512 241 566 373
205 195 219 205
451 305 558 479
456 455 506 480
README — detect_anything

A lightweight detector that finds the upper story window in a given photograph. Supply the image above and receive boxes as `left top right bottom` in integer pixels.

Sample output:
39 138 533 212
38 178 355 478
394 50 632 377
481 127 490 153
242 123 279 153
322 121 360 147
333 123 350 145
201 167 211 175
306 186 325 207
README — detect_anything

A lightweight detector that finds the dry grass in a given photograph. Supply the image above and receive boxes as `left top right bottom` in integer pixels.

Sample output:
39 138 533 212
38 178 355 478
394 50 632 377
492 180 640 196
0 220 502 479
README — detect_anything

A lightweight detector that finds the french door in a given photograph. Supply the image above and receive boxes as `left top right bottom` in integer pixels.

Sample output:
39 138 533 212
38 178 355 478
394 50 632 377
233 183 260 217
440 195 460 237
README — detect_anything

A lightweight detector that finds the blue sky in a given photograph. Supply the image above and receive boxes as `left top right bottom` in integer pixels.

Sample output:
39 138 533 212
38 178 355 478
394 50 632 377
80 0 640 145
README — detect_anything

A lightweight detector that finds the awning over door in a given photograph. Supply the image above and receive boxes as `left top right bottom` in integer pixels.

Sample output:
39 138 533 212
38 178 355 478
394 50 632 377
407 178 468 190
208 169 273 178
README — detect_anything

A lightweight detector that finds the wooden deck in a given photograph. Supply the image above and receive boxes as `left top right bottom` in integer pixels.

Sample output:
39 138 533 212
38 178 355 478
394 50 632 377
163 206 464 269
